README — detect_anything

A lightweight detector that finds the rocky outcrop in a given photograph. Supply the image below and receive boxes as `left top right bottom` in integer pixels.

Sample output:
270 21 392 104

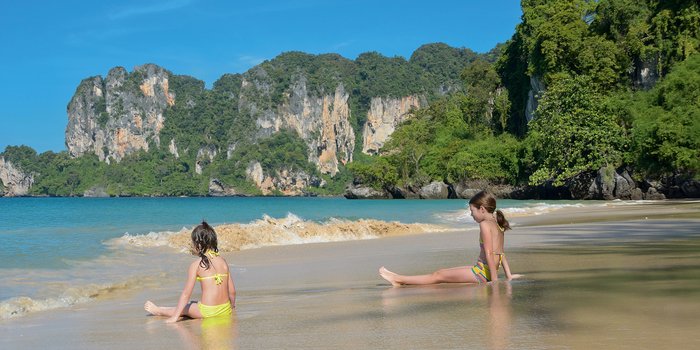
195 146 217 175
633 56 660 90
208 179 240 196
0 157 34 196
83 186 109 197
169 139 180 158
362 95 424 154
245 161 323 196
566 167 667 200
418 181 452 199
454 181 518 200
66 64 175 163
248 75 355 176
525 75 545 122
344 183 392 199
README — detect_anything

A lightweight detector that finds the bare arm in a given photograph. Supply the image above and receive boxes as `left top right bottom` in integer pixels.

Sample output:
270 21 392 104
227 270 236 308
166 261 199 323
501 254 513 280
480 222 498 282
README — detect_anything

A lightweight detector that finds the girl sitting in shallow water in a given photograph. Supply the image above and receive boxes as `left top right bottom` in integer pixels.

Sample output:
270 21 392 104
145 222 236 323
380 191 521 285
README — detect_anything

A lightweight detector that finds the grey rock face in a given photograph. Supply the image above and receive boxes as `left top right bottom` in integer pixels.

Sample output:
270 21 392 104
633 56 660 90
525 75 545 122
419 181 450 199
613 171 636 199
66 64 175 163
83 186 109 197
344 184 391 199
195 146 218 175
208 178 239 196
644 187 666 200
454 182 482 200
681 180 700 198
0 157 34 196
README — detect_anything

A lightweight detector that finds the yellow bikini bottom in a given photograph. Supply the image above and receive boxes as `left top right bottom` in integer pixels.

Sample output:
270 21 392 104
471 255 503 283
198 301 232 318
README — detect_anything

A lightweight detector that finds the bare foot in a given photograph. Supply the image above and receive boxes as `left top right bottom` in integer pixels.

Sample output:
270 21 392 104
379 266 402 287
144 301 164 316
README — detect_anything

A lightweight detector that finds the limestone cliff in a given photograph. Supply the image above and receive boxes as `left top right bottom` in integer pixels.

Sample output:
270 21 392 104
0 157 34 196
243 74 355 176
525 75 545 122
246 161 323 196
66 64 174 163
362 95 424 155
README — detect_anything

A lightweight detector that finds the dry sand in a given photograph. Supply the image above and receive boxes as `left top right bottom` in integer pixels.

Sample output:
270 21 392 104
1 200 699 349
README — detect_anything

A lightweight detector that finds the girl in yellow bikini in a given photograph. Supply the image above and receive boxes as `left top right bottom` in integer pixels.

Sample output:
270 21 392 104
379 191 521 286
145 221 236 322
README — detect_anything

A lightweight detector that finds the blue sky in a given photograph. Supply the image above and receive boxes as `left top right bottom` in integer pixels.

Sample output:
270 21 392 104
0 0 522 153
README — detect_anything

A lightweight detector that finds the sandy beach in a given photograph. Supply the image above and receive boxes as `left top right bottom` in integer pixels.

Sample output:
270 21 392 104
2 200 699 349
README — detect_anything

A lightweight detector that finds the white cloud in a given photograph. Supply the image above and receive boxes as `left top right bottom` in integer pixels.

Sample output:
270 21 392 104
109 0 194 20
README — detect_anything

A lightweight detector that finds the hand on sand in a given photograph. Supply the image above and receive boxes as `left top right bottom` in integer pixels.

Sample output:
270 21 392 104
379 266 402 287
507 274 524 280
165 317 179 324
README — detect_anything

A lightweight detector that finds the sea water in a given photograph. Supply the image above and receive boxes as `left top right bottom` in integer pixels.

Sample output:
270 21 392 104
0 196 586 319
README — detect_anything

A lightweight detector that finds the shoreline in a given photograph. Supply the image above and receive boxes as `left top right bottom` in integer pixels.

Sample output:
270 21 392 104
2 200 699 349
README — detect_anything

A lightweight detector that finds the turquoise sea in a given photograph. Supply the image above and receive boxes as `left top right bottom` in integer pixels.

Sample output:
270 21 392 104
0 197 588 319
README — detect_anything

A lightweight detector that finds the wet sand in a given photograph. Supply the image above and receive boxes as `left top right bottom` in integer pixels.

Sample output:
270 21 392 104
1 200 699 349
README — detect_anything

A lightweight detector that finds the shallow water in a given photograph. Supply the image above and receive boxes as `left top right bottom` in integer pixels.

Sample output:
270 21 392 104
151 219 700 349
0 196 594 319
1 217 699 349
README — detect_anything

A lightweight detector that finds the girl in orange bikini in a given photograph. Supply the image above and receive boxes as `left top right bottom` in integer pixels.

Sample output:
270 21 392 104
379 191 521 285
145 221 236 322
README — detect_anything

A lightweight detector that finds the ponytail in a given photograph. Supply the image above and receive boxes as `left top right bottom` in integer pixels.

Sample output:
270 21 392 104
495 210 511 232
191 221 219 269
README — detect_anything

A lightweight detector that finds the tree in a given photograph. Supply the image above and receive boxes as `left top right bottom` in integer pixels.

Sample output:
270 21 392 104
630 53 700 176
526 75 627 185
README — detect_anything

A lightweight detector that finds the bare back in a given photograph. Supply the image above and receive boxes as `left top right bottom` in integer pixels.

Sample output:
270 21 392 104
196 256 231 306
478 220 505 263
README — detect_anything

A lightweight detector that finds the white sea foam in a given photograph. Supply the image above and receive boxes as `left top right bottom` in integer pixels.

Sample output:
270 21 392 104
109 213 453 252
0 281 133 320
434 202 593 225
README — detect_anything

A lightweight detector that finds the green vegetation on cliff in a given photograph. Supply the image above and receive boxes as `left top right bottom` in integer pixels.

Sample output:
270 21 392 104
356 0 699 193
3 0 698 198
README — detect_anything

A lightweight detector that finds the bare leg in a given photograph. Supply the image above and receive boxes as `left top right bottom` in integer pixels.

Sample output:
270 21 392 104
145 301 203 319
379 267 402 286
145 301 172 316
380 266 479 286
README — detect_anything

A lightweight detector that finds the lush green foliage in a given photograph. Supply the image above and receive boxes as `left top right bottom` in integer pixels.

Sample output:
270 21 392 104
525 75 627 185
4 1 699 197
630 54 700 176
352 0 699 191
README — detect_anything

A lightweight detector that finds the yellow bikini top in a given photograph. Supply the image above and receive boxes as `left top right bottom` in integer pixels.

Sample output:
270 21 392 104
196 250 227 285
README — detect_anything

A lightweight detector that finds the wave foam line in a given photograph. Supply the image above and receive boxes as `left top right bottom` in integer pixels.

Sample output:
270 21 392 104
0 281 133 320
111 214 452 252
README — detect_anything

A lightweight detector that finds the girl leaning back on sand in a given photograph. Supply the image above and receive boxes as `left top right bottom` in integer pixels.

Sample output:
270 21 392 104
145 222 236 323
380 191 522 285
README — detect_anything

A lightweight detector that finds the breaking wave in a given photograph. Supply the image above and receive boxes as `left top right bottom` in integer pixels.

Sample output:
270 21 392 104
111 213 452 252
0 280 135 320
434 202 591 225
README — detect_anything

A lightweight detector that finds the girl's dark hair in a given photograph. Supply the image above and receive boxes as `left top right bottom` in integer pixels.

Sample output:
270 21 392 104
469 190 511 231
191 221 219 269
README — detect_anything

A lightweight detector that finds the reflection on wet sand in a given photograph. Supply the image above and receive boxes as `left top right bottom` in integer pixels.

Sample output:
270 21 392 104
486 282 512 350
170 314 238 350
381 282 514 350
